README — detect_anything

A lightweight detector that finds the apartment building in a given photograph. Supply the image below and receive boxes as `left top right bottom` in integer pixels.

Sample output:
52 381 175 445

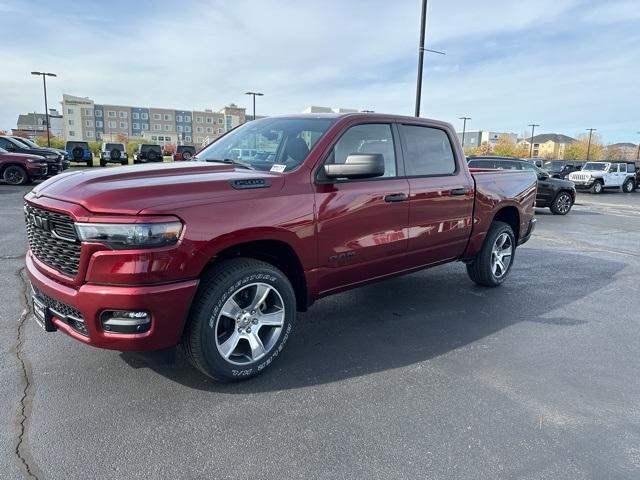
60 94 246 145
519 134 576 159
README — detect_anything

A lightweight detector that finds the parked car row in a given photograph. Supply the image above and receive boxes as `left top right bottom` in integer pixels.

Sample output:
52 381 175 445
0 135 69 185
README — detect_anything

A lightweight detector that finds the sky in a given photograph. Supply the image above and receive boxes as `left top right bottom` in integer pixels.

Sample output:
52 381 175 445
0 0 638 143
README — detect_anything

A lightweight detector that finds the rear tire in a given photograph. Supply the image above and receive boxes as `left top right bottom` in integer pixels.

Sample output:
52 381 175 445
550 191 573 215
121 160 128 166
182 258 296 382
590 180 603 194
622 178 635 193
100 158 106 167
466 221 516 287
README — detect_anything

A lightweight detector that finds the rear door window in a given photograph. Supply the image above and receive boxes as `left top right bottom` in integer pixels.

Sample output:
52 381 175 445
399 125 456 176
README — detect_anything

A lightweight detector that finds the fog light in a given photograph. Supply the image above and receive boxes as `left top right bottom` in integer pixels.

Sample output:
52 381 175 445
100 310 151 334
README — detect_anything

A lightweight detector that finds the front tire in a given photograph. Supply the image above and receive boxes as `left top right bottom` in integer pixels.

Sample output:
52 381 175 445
3 165 29 185
591 180 603 194
466 221 516 287
550 191 573 215
183 258 296 382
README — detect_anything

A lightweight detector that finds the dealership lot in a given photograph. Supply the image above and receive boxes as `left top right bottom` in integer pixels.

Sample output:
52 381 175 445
2 185 639 479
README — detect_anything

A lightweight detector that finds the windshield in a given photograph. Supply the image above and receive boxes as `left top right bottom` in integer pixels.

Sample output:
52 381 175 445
17 138 39 148
195 117 335 172
582 163 608 171
0 146 7 154
11 137 30 148
543 161 564 170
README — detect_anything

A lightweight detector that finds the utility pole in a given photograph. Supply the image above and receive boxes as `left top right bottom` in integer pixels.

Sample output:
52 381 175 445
459 117 471 148
31 71 57 147
636 132 640 161
528 124 540 158
586 128 597 161
245 92 264 121
414 0 445 117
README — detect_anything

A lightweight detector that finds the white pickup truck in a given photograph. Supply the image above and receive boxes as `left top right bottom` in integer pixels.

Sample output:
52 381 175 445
568 162 636 193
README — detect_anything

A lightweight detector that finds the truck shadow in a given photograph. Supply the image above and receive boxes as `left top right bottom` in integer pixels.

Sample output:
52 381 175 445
120 248 624 392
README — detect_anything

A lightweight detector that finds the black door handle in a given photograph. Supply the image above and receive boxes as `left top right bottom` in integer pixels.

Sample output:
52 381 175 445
450 187 470 196
384 193 407 203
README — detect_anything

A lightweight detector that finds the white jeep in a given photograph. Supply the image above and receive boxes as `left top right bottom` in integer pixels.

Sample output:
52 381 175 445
568 162 636 194
100 142 129 167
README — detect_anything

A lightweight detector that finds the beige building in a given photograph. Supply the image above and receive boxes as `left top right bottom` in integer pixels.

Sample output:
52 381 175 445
101 104 132 140
519 134 576 159
192 109 225 145
62 94 95 142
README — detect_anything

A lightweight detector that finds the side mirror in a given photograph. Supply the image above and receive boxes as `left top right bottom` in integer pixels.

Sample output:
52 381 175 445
324 153 385 180
538 172 549 180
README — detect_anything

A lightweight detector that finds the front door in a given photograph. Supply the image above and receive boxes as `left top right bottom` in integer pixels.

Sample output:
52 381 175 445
315 123 409 295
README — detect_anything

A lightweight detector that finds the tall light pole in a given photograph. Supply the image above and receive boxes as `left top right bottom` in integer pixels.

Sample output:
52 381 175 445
414 0 445 117
459 117 471 148
586 128 597 161
528 124 540 158
31 71 57 147
636 132 639 161
245 92 264 121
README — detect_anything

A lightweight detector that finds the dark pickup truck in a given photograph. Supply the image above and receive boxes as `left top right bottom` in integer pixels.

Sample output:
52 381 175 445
24 113 536 381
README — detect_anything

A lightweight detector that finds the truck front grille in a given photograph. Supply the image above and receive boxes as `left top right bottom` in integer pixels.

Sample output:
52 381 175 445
31 285 88 336
24 203 81 278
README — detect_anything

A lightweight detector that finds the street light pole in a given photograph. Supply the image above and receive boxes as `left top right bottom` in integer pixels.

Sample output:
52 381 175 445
245 92 264 121
459 117 471 148
413 0 446 118
31 71 57 147
586 128 597 161
636 132 639 161
528 124 540 158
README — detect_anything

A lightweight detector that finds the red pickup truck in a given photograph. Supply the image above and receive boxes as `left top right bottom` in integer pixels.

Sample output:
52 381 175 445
24 113 536 381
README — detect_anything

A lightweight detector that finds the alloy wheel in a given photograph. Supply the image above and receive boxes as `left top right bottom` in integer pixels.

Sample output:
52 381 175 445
491 232 513 279
214 283 285 365
4 166 25 185
556 193 572 214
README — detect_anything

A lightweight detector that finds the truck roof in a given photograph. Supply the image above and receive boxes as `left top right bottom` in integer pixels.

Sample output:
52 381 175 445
266 112 453 128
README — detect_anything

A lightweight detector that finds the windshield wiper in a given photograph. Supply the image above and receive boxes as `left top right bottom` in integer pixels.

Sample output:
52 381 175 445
202 158 255 170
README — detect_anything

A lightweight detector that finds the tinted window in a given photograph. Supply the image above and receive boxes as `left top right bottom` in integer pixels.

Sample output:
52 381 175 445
618 163 626 173
496 161 521 170
400 125 455 176
468 159 495 169
327 124 396 178
520 162 536 171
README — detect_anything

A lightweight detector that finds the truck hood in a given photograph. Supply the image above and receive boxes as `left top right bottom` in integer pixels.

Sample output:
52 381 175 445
29 162 285 215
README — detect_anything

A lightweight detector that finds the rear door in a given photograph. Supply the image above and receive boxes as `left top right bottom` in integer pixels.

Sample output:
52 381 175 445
398 123 474 265
314 122 410 294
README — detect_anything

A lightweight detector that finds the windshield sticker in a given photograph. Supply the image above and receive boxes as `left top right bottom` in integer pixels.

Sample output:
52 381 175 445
270 164 286 173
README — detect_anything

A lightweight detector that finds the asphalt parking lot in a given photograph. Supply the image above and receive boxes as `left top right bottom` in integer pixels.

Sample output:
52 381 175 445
2 182 639 479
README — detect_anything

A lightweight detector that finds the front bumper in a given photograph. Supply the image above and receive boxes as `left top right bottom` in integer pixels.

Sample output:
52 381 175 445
518 218 536 245
26 252 199 351
27 164 49 179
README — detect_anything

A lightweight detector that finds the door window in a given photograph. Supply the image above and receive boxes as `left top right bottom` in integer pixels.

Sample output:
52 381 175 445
326 124 397 178
618 163 627 173
399 125 455 176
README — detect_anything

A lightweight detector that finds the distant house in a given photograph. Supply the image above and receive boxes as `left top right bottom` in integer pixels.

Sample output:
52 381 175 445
14 109 64 139
519 134 576 159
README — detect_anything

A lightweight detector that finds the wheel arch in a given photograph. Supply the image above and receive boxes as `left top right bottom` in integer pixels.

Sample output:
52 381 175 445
203 239 309 312
0 162 28 177
492 206 520 242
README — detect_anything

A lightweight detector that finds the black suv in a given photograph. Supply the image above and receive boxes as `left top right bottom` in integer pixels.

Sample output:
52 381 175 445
542 160 585 179
0 135 64 176
134 144 163 163
468 156 576 215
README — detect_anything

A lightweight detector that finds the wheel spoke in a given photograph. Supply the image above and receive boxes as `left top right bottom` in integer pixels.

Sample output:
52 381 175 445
247 332 266 360
249 284 271 310
258 309 284 327
218 330 241 359
220 297 241 319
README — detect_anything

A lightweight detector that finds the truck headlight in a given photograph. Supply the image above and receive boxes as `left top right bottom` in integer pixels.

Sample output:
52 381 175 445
75 221 182 248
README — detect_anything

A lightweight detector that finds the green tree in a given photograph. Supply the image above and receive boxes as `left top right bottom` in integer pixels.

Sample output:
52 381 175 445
564 133 603 160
